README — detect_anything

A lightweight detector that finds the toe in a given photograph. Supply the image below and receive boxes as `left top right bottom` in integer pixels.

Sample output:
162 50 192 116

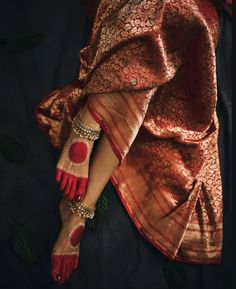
64 256 75 282
51 254 63 283
60 256 71 284
60 173 69 191
56 169 63 183
69 178 77 200
64 177 73 197
76 178 88 200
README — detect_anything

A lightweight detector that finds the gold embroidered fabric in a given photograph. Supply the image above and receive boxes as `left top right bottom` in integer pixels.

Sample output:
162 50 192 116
36 0 224 264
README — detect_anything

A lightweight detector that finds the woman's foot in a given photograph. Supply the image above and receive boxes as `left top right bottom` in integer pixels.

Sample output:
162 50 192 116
52 132 120 284
56 107 100 201
56 130 95 201
51 198 86 284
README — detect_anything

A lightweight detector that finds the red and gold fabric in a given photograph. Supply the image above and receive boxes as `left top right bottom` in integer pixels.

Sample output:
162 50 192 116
36 0 229 264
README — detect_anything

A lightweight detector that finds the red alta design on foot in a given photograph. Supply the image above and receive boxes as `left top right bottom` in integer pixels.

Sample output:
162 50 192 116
51 224 85 284
69 225 85 247
68 141 88 164
56 169 88 201
56 140 90 201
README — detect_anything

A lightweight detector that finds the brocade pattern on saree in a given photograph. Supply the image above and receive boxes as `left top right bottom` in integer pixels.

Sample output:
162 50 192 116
36 0 225 264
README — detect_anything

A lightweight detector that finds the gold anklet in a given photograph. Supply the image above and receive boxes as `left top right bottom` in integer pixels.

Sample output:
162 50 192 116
72 117 101 141
69 200 96 219
77 114 101 132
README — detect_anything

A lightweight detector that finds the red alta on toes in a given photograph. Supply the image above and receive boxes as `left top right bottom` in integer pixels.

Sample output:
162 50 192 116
56 140 90 200
51 254 79 284
51 224 85 284
56 169 88 201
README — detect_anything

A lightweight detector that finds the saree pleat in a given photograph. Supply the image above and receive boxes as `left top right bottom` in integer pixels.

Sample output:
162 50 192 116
36 0 224 264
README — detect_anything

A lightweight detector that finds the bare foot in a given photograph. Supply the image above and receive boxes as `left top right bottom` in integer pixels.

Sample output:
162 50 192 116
51 131 120 284
56 107 100 201
56 130 95 201
51 198 86 284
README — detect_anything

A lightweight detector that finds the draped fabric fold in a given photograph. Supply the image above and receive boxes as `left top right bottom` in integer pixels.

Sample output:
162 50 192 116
36 0 225 264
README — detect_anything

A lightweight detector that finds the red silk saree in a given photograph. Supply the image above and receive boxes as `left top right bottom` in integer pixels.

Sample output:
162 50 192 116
36 0 226 264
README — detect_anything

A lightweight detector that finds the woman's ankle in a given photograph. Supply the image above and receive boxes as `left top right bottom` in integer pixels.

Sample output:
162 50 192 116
78 105 100 129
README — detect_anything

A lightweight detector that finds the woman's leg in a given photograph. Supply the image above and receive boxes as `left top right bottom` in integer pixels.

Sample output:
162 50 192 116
56 104 101 200
83 132 120 207
51 125 119 284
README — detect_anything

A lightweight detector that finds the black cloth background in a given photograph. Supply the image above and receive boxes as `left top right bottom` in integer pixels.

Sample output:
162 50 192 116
0 1 232 289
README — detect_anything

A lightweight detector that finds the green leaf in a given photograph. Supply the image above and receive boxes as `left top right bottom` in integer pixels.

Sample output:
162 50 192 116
87 192 109 231
96 192 109 216
163 260 186 289
8 34 44 53
8 220 38 264
0 132 26 165
0 38 7 49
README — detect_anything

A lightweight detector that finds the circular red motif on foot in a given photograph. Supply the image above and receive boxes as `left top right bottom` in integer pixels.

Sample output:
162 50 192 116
70 226 85 247
68 142 88 164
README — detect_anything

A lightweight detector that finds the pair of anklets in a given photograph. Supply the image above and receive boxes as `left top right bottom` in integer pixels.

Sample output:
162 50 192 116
72 115 101 141
68 200 96 219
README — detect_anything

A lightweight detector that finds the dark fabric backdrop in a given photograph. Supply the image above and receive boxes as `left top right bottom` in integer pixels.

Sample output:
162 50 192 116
0 1 232 289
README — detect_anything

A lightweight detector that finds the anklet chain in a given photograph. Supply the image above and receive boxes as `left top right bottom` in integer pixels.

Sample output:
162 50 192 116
72 116 101 141
76 114 101 132
69 200 96 219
